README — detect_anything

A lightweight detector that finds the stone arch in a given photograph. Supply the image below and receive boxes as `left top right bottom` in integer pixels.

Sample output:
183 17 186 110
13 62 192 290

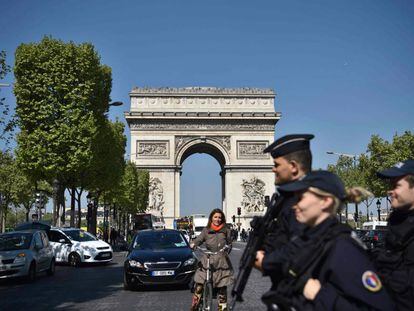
126 87 280 229
175 137 230 168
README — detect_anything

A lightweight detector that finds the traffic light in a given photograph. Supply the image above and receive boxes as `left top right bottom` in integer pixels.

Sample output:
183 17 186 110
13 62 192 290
237 207 241 216
35 192 42 209
35 191 45 209
232 215 236 223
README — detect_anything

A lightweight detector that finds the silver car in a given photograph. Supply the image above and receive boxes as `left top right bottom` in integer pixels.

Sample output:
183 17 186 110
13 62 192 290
0 230 55 281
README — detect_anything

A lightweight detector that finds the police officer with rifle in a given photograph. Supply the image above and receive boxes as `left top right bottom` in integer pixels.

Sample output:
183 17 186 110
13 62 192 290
230 134 314 310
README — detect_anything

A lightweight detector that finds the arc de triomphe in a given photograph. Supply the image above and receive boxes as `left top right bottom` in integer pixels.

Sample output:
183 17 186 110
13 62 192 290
125 87 280 229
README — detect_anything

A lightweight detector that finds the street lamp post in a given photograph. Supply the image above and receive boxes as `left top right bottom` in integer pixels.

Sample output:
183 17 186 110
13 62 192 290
109 101 123 107
103 204 109 242
376 199 381 221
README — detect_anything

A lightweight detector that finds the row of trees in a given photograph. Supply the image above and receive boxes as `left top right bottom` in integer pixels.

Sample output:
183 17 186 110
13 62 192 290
0 37 149 234
328 131 414 225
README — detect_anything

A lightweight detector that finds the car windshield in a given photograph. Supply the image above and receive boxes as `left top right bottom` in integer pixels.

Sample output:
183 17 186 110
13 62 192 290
0 233 32 251
133 231 187 250
64 230 97 242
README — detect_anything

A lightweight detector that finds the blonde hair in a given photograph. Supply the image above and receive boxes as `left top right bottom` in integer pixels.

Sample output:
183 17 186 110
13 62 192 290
308 186 373 214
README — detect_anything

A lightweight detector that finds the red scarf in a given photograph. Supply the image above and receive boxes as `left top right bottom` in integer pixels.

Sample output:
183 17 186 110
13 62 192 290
210 223 224 232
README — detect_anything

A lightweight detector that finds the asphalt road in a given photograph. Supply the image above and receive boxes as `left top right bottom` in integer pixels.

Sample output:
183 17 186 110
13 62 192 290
0 242 271 311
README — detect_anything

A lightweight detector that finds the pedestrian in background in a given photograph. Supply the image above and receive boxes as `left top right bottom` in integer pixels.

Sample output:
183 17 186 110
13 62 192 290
373 160 414 310
190 208 234 311
256 170 395 310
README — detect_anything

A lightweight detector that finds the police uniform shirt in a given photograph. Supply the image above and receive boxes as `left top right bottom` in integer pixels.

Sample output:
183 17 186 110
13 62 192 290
374 209 414 311
279 218 395 311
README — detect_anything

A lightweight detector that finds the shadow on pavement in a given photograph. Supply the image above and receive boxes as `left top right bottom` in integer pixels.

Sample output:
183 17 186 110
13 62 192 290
0 256 126 311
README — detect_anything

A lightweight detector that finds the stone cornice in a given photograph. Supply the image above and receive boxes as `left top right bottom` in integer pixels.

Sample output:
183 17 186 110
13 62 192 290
125 111 281 119
127 118 278 132
223 165 274 171
130 87 275 98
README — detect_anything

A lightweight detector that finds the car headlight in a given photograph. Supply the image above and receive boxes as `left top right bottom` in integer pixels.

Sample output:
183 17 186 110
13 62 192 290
14 253 26 264
82 245 93 251
183 257 196 266
128 260 144 268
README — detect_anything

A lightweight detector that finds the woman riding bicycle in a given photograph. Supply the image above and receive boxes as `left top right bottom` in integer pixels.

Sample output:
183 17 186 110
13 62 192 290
190 208 234 311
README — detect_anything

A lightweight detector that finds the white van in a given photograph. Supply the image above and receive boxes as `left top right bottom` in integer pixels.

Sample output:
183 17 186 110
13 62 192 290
362 221 388 230
191 214 208 239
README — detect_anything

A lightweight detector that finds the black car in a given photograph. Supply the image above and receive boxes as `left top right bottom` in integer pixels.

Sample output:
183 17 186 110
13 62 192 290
123 229 197 290
362 230 387 249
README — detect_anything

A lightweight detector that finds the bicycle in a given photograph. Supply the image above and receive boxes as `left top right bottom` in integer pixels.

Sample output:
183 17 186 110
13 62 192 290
194 245 230 311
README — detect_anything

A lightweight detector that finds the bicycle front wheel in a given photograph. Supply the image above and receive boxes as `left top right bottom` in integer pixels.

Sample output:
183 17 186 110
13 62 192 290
202 281 213 311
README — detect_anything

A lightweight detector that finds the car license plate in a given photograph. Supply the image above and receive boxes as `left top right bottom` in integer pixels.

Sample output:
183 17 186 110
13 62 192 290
101 253 110 258
151 270 175 276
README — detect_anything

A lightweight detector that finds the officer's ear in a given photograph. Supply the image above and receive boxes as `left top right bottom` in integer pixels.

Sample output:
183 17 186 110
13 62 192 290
289 160 301 177
320 196 334 212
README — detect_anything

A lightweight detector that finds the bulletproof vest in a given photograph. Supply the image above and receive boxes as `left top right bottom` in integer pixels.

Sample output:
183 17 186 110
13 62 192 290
263 222 353 310
262 192 298 252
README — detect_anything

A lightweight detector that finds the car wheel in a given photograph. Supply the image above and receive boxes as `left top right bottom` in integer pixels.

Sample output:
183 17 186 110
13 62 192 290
123 272 134 290
69 253 81 267
47 259 55 276
27 262 36 282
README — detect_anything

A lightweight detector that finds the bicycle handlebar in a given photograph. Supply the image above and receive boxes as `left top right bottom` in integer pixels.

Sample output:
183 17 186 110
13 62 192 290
194 245 230 256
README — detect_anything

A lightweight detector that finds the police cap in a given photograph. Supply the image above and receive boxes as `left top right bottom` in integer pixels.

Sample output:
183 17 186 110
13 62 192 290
377 159 414 179
263 134 314 158
278 170 346 201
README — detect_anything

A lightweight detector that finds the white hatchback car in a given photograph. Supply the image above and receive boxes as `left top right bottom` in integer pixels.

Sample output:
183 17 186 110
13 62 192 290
48 228 113 267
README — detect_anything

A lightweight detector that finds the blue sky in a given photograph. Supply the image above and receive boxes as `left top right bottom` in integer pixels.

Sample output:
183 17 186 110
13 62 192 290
1 0 413 216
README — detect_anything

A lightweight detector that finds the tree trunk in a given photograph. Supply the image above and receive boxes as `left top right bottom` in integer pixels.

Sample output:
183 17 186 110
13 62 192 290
76 188 83 228
70 187 76 227
91 195 99 236
60 187 66 226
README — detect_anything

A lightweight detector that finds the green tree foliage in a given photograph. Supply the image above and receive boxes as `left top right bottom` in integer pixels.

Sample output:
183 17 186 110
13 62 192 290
86 119 126 234
0 151 14 232
0 50 13 146
14 36 112 185
363 131 414 197
116 161 149 214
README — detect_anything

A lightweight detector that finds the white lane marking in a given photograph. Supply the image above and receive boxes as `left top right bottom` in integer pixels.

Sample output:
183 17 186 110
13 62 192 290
232 247 241 251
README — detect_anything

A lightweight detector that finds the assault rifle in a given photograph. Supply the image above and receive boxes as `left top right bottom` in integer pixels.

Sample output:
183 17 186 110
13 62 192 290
230 193 285 310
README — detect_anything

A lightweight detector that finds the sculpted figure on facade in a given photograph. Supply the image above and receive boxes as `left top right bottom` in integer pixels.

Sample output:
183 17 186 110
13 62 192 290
137 141 168 157
148 178 165 212
241 177 266 213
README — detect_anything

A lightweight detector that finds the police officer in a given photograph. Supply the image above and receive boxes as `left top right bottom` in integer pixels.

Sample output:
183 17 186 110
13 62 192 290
259 170 395 310
254 134 314 289
373 160 414 310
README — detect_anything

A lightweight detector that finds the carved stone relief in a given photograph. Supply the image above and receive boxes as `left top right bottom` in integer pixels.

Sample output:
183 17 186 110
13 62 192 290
241 177 266 213
237 141 269 158
136 141 169 158
148 178 165 212
175 135 231 153
131 120 275 131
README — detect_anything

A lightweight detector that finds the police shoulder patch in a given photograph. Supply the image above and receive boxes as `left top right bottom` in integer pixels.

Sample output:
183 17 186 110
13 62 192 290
362 271 382 292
